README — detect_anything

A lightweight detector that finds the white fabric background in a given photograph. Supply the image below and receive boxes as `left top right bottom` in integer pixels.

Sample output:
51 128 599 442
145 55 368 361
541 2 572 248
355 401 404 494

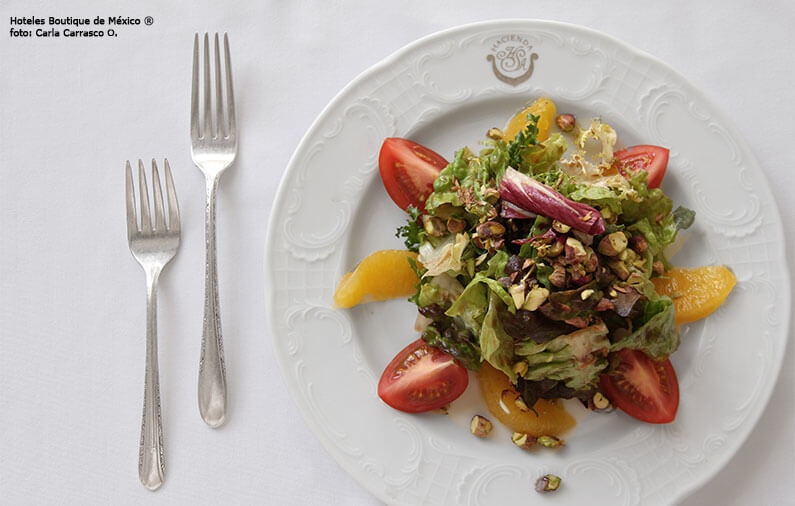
1 1 793 505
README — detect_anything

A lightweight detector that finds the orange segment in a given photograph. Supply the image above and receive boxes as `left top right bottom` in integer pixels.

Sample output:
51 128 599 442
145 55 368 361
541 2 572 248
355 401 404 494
503 97 557 143
333 250 420 308
476 361 575 437
652 266 737 325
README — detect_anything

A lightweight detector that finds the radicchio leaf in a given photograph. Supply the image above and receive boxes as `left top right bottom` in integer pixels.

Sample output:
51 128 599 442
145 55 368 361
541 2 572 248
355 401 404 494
499 167 605 235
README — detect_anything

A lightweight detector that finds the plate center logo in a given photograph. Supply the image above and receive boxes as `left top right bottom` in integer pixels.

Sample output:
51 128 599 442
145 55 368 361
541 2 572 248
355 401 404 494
487 35 538 86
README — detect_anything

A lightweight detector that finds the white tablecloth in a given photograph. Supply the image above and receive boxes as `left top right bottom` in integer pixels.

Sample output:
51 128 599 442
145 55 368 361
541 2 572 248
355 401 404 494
2 1 793 504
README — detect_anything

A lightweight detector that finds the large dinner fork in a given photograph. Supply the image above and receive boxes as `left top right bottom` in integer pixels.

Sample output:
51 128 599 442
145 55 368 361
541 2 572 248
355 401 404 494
190 32 236 428
125 159 180 490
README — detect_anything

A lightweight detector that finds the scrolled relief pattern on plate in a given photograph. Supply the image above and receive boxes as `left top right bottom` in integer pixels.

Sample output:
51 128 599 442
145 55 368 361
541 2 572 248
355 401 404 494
641 85 762 238
380 417 427 501
393 40 474 133
283 305 370 459
457 464 529 505
674 432 728 468
414 39 474 104
579 422 708 501
741 270 782 328
292 360 366 459
284 305 352 357
281 141 350 262
563 457 639 506
686 318 718 384
553 33 612 102
721 324 775 433
683 294 746 386
282 97 395 262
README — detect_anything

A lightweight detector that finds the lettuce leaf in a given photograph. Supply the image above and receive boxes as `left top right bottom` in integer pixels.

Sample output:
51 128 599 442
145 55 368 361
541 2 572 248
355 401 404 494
479 291 517 381
610 296 680 359
514 322 610 391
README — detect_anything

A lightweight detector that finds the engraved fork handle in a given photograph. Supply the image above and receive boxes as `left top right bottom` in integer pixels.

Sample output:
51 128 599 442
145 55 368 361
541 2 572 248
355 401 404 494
140 267 165 490
198 174 227 428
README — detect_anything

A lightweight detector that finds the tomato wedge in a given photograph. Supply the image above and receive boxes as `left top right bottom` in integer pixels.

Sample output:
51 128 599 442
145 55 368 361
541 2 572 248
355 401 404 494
378 138 448 211
599 348 679 424
377 338 469 413
614 144 669 189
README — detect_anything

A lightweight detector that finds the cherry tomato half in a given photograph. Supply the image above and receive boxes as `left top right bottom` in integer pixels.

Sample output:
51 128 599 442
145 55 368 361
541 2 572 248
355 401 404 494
377 338 469 413
614 144 669 189
599 348 679 424
378 138 449 211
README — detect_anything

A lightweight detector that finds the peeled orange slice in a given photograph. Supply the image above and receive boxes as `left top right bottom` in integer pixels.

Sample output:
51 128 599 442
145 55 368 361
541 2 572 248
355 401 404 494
476 362 575 437
652 266 737 325
333 250 420 308
503 97 557 143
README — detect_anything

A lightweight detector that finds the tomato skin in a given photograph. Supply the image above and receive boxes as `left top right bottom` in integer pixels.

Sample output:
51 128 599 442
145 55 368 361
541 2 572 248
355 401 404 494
614 144 669 188
377 338 469 413
599 348 679 424
378 138 448 211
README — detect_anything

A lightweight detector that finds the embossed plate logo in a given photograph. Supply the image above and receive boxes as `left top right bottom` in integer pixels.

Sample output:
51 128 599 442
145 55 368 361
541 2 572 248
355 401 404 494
487 34 538 86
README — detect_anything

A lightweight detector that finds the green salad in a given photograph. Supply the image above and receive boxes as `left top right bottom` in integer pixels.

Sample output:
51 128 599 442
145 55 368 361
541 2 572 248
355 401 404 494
398 113 694 410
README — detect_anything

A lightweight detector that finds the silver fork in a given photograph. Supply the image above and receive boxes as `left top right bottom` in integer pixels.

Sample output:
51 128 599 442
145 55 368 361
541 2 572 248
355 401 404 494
190 32 236 428
125 159 180 490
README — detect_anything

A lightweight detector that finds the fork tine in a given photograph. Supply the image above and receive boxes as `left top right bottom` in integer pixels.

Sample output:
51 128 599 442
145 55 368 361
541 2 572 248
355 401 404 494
202 33 212 139
163 159 180 233
151 159 166 232
223 33 236 139
213 33 225 139
190 33 200 140
138 160 152 234
125 160 138 238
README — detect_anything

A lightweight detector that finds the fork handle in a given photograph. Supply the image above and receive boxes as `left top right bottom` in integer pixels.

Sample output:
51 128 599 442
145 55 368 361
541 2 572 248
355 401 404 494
140 270 165 490
199 176 227 428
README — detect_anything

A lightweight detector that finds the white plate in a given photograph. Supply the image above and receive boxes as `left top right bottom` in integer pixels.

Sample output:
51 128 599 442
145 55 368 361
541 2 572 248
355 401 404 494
265 19 790 505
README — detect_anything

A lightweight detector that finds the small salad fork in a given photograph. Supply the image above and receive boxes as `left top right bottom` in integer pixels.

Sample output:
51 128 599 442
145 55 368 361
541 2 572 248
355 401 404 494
125 159 180 490
190 32 236 428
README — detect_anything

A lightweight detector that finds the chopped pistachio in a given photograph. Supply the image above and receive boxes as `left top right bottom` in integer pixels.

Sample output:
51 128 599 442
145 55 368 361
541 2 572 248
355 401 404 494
600 206 616 223
535 474 562 493
629 234 648 254
597 232 628 256
476 220 506 239
482 187 501 204
470 415 493 438
565 236 587 261
551 220 571 234
511 432 537 450
549 263 568 287
537 435 565 448
556 113 576 132
608 259 630 280
511 432 565 450
446 217 466 234
422 215 447 237
487 127 504 140
591 391 612 411
618 247 636 263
